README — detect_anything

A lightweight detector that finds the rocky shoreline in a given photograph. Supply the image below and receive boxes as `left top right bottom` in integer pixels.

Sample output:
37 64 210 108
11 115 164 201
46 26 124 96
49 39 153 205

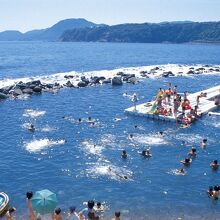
0 64 220 101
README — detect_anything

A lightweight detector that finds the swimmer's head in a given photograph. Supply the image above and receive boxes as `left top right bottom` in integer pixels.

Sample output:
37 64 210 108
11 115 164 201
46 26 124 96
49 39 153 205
97 202 101 208
115 211 121 217
203 139 207 143
122 150 127 154
87 200 95 209
214 160 218 164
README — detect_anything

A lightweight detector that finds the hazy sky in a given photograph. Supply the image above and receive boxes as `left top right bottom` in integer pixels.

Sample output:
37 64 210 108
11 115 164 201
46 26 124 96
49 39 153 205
0 0 219 32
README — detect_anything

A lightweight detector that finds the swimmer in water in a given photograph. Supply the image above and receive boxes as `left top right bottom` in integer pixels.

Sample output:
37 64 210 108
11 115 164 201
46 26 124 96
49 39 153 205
180 158 192 166
121 150 128 159
188 147 197 157
28 124 35 132
201 139 207 148
159 131 163 136
207 186 214 197
78 118 82 123
129 134 134 139
178 168 185 174
212 186 220 200
210 160 219 170
140 149 152 157
108 166 128 180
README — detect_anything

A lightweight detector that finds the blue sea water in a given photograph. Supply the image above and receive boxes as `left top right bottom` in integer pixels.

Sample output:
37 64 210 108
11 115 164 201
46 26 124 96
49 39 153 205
0 41 220 219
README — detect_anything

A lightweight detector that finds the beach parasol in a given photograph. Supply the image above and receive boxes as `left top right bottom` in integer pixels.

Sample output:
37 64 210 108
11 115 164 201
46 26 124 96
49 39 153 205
32 189 57 215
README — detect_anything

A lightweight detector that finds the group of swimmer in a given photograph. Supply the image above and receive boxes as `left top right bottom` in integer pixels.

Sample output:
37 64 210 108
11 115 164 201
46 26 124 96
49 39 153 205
63 116 97 127
178 139 220 200
5 193 121 220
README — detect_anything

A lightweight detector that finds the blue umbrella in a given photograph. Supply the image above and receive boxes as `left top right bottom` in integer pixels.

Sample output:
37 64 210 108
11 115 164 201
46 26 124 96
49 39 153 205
32 189 57 215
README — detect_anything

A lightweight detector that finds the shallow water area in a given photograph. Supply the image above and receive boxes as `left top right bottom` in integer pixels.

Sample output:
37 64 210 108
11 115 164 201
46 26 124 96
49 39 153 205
0 42 220 219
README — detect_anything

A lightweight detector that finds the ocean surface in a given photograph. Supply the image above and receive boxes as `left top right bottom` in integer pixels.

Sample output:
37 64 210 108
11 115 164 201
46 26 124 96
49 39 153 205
0 41 220 219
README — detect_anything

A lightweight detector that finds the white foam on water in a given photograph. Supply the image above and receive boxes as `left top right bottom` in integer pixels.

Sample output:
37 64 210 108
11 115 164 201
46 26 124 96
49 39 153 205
133 133 168 146
99 134 117 148
167 169 187 176
23 109 46 118
41 125 57 132
174 133 204 146
81 140 104 155
85 163 133 181
24 138 65 152
0 64 219 89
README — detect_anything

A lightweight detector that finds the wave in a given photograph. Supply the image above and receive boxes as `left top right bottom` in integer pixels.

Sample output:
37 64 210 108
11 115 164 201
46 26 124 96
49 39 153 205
24 138 66 152
23 109 46 118
0 64 219 89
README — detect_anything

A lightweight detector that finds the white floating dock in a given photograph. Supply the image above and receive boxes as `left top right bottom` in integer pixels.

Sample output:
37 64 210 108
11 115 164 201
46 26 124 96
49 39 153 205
125 85 220 122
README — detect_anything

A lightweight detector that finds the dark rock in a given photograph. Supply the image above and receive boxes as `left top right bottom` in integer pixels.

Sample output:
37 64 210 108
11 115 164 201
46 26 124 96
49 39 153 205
209 68 214 71
31 80 41 85
54 82 60 87
15 83 28 90
78 81 88 87
215 69 220 72
90 76 100 84
46 84 54 89
116 72 124 76
195 67 205 71
13 88 23 96
140 71 148 74
66 81 74 87
33 86 42 93
112 77 123 86
64 75 74 79
162 71 174 77
102 79 111 84
187 70 195 74
128 77 137 84
22 88 33 95
189 67 194 70
0 92 8 99
1 86 13 94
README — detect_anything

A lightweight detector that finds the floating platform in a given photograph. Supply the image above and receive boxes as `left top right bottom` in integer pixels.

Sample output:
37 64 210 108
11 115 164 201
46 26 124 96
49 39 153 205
125 85 220 122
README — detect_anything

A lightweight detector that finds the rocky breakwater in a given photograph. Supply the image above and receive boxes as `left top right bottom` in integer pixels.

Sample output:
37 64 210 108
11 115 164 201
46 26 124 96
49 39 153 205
0 72 139 101
0 64 219 101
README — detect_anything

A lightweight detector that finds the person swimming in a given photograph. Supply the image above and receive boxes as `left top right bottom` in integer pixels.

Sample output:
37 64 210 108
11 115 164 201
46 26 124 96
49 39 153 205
108 166 128 180
28 124 35 132
188 147 197 157
121 150 128 159
178 168 185 174
201 139 207 148
129 134 134 139
180 158 192 166
140 149 152 157
210 160 219 170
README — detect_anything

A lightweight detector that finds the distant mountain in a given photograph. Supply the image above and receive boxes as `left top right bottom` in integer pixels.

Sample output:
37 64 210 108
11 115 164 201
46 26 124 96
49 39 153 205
0 30 23 41
1 19 220 43
0 18 100 41
61 21 220 43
